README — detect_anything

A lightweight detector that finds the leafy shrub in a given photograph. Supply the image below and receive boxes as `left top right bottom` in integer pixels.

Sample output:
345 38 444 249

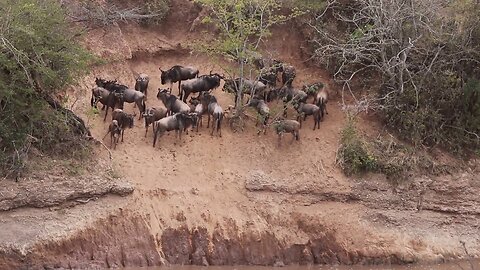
336 114 378 176
0 0 93 176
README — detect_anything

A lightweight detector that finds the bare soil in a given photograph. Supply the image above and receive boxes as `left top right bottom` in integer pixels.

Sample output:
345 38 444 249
0 1 479 269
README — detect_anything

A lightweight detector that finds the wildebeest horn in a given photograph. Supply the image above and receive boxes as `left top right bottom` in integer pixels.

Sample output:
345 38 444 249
159 67 164 72
209 70 213 75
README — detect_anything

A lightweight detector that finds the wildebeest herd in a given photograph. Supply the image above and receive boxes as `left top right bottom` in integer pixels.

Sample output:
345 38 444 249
91 60 329 149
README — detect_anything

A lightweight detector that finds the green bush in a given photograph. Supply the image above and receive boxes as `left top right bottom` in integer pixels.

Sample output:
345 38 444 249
0 0 93 176
337 114 378 176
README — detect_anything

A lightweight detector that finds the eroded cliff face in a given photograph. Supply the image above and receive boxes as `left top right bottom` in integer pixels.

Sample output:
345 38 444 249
0 0 479 269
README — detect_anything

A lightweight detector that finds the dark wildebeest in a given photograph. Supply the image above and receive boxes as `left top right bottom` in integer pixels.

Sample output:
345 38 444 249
223 78 267 106
152 112 198 147
293 102 322 130
95 78 126 93
143 107 168 137
101 80 146 119
134 73 150 98
179 72 222 102
102 120 121 149
90 86 124 121
246 97 270 134
156 88 191 116
273 119 300 146
200 93 224 137
159 65 199 96
281 64 296 87
267 85 308 117
112 109 135 142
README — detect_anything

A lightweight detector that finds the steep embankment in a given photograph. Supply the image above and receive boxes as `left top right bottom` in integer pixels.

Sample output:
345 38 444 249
0 1 479 269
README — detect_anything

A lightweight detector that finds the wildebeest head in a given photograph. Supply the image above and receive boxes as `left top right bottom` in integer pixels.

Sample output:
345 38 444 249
159 67 176 84
95 77 108 88
156 88 169 100
189 96 200 106
136 73 149 82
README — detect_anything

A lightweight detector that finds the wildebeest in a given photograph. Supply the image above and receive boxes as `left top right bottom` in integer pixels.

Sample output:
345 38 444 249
246 97 270 134
200 93 224 137
102 80 146 119
267 85 308 117
159 65 199 96
223 78 267 106
156 88 191 116
102 120 121 149
95 78 127 93
152 112 198 147
134 73 150 98
273 119 300 146
281 64 296 87
90 86 124 121
189 96 207 132
293 102 322 130
112 109 135 142
179 72 222 102
143 107 168 137
314 87 329 120
258 59 283 88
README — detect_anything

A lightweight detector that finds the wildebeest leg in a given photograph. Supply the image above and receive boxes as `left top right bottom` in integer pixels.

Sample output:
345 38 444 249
103 106 109 121
277 132 283 147
207 114 211 128
178 81 182 97
121 128 125 142
283 102 288 117
218 118 222 137
145 125 149 137
153 129 163 147
182 91 189 103
210 116 215 136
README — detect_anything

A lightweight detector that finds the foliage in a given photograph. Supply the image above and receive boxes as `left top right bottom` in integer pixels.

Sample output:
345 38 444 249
336 114 377 176
337 114 451 181
194 0 303 112
310 0 480 154
0 0 93 177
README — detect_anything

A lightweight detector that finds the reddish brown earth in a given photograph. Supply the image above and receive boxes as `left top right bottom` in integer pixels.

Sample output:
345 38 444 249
0 1 479 269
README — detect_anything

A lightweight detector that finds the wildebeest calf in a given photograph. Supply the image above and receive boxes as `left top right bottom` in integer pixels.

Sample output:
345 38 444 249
112 109 134 142
102 120 121 149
